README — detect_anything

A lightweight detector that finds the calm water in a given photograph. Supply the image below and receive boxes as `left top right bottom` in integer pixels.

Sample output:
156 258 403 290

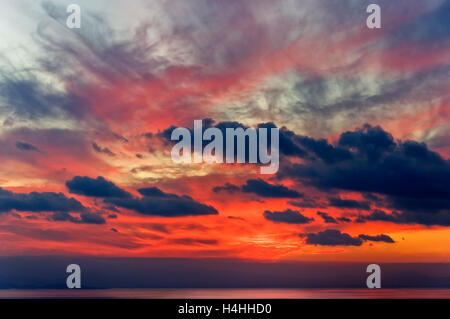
0 288 449 299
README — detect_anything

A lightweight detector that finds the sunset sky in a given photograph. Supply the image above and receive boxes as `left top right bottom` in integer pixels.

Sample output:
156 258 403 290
0 0 449 270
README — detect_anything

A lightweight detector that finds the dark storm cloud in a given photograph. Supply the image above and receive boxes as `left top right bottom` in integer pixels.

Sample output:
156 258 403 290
66 176 132 198
362 193 384 204
359 234 395 243
280 124 450 226
50 211 78 222
337 216 351 223
264 209 313 224
213 179 302 199
50 211 106 224
160 119 307 159
92 143 116 157
79 212 107 224
361 209 450 227
160 119 413 171
0 187 84 213
295 135 352 164
338 124 396 162
302 229 363 246
259 123 307 157
242 179 302 198
303 229 395 246
287 198 326 209
105 187 218 217
328 197 371 210
316 211 338 224
137 187 176 198
361 210 404 223
15 141 42 152
161 119 358 164
212 183 241 194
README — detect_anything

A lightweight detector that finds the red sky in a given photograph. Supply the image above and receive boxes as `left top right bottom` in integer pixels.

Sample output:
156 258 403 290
0 0 449 264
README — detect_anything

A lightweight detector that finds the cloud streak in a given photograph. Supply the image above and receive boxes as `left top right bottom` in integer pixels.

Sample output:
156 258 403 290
106 187 218 217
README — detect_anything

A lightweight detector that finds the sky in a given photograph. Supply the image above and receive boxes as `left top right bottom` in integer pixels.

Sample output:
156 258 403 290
0 0 449 280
